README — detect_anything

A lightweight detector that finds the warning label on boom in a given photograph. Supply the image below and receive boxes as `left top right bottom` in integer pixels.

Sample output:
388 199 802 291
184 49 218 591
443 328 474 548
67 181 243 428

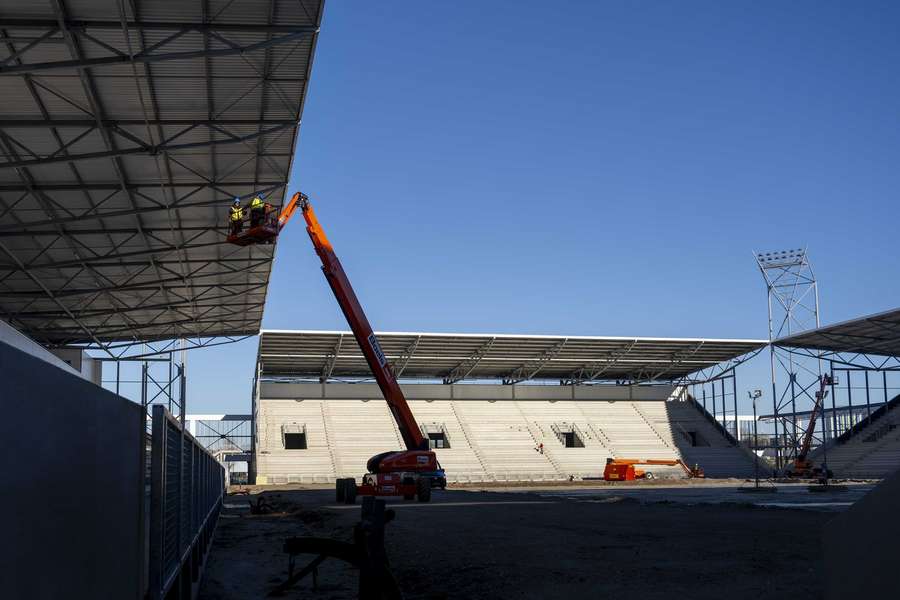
368 333 387 368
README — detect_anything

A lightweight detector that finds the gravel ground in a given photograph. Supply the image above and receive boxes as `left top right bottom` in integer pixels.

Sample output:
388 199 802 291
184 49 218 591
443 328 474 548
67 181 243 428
199 482 858 599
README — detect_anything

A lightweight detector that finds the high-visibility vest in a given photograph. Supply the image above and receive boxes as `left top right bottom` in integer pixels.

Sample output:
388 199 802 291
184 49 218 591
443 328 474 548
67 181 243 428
251 197 263 209
230 206 243 221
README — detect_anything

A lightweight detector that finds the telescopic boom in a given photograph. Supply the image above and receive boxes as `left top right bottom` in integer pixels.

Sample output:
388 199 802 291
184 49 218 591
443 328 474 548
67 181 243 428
298 194 428 451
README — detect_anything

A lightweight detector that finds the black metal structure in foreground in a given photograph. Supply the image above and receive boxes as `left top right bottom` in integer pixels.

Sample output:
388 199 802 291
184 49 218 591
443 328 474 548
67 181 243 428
149 404 225 600
269 497 402 600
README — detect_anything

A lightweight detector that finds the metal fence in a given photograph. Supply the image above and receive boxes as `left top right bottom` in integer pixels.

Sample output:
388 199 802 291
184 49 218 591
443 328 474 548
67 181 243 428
149 405 224 600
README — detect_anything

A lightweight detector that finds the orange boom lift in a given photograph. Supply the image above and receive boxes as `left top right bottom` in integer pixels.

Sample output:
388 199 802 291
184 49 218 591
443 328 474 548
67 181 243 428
267 192 442 503
783 374 834 478
603 458 704 481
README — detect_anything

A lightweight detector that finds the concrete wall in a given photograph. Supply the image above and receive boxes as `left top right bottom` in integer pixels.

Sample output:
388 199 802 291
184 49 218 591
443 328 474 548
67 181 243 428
49 347 102 386
1 340 145 600
0 319 81 377
823 468 900 599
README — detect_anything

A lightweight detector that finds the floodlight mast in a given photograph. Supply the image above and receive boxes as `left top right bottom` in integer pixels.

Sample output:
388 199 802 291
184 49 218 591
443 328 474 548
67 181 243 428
755 247 822 469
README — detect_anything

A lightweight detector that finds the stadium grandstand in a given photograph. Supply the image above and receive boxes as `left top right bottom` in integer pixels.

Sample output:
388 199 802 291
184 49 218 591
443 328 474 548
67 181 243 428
251 330 766 483
774 307 900 478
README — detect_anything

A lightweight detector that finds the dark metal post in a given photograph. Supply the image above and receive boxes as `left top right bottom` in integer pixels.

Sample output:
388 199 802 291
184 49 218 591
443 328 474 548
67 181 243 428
141 362 149 416
732 371 738 442
789 372 799 462
771 375 780 469
148 405 166 600
846 370 854 430
752 392 760 487
179 363 187 428
864 370 871 424
830 362 838 442
820 378 831 483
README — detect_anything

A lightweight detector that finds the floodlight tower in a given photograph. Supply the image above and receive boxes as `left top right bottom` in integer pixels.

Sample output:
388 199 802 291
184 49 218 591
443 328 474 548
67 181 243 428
755 248 821 470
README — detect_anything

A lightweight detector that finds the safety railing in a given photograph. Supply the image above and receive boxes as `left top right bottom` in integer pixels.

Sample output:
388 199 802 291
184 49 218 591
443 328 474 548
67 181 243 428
148 405 225 600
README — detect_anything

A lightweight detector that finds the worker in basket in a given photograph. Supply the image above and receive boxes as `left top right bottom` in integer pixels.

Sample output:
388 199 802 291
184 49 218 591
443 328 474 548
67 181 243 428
229 198 244 235
249 193 266 227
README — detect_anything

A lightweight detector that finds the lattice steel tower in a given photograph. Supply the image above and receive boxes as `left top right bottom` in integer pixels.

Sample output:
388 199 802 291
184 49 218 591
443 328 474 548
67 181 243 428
756 248 821 469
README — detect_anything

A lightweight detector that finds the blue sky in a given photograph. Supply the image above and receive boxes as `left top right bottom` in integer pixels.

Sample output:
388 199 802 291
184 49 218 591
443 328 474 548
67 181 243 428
176 1 899 414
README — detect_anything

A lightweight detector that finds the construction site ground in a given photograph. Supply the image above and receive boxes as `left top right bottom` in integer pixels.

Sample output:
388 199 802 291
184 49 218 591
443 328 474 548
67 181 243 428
199 480 872 600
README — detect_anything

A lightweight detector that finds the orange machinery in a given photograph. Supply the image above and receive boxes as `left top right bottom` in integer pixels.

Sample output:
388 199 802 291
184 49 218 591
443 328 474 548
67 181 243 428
226 192 305 246
248 192 441 503
603 458 704 481
783 374 834 478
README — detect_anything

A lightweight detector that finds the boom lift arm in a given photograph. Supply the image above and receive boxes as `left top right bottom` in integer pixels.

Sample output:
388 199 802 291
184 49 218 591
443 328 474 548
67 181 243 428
298 194 428 451
786 374 833 477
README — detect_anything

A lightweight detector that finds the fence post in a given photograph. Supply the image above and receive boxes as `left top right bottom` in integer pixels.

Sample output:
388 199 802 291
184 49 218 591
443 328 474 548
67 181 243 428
148 405 166 600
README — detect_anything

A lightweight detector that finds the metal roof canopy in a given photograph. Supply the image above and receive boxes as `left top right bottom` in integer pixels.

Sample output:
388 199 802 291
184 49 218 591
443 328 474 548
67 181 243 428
0 1 323 350
258 330 767 384
775 307 900 358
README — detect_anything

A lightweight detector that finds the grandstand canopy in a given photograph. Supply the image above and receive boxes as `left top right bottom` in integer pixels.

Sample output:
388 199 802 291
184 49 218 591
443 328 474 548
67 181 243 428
0 1 323 346
258 330 767 384
776 307 900 358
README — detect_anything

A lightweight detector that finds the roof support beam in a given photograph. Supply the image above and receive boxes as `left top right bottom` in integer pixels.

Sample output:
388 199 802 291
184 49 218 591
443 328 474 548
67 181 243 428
0 26 316 76
443 337 495 384
0 121 296 170
562 340 638 385
0 19 317 33
0 119 296 127
391 336 421 379
503 339 568 385
320 334 344 383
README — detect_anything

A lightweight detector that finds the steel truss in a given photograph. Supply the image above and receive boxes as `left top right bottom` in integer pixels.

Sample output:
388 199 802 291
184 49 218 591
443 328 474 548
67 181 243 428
764 346 900 457
0 1 324 348
685 367 741 442
755 248 822 469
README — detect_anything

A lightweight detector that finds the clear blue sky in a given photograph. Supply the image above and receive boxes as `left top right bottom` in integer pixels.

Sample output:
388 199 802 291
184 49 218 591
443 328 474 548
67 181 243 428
178 1 900 415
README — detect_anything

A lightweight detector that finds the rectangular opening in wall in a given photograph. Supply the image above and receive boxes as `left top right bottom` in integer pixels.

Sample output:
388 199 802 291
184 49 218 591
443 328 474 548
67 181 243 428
553 423 584 447
282 423 307 449
283 432 307 449
428 431 450 449
420 422 451 449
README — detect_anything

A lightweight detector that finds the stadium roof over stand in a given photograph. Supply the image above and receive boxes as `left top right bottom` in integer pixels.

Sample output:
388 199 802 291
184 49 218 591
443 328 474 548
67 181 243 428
776 307 900 358
257 330 768 384
0 1 323 347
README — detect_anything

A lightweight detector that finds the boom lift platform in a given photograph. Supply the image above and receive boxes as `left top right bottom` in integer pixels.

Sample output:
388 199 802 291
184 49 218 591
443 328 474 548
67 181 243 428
269 192 445 503
603 458 704 481
225 192 304 246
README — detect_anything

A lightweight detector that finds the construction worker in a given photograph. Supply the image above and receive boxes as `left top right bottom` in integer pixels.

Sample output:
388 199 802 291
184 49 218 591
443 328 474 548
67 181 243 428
249 193 265 227
229 198 244 235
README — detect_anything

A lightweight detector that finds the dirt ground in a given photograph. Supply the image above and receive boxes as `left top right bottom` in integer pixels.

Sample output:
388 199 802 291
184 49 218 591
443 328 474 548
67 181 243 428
199 481 865 600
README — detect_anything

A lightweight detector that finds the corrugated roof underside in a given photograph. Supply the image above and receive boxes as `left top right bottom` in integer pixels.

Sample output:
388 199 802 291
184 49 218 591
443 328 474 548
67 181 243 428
0 1 324 344
257 330 767 382
776 307 900 358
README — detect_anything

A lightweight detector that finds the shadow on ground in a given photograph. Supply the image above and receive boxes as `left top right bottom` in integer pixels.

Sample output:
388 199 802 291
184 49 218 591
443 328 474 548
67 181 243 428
199 484 852 599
